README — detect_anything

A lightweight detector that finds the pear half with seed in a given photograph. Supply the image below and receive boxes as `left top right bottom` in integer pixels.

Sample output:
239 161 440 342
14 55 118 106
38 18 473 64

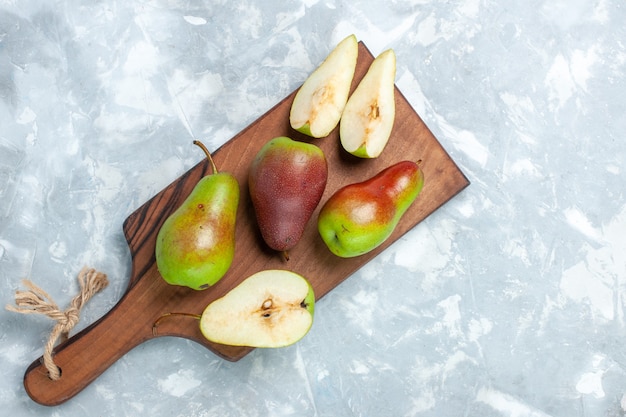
290 34 358 138
340 48 396 158
200 270 315 348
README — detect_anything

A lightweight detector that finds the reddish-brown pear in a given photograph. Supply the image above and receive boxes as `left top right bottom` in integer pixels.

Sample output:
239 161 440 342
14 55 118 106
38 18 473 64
249 136 328 259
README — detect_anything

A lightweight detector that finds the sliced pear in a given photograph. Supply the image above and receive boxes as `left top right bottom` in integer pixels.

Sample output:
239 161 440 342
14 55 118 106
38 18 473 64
199 270 315 348
290 34 359 138
340 48 396 158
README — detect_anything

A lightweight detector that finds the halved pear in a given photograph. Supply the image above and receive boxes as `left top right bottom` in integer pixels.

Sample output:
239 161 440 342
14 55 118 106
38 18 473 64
340 48 396 158
200 270 315 348
289 34 358 138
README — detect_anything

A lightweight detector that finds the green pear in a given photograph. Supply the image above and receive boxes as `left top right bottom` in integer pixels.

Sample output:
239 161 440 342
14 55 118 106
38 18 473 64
199 269 315 348
318 160 424 258
340 48 396 158
290 34 358 138
249 136 327 259
155 141 239 290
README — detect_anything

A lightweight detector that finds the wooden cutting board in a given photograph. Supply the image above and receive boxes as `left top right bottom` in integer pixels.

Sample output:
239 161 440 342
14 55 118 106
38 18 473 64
22 42 469 406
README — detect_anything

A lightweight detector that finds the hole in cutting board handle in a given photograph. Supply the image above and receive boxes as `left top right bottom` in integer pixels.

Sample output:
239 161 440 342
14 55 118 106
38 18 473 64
48 367 62 380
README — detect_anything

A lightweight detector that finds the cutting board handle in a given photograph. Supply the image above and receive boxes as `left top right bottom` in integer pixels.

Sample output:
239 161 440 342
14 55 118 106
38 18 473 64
22 273 162 406
22 258 251 407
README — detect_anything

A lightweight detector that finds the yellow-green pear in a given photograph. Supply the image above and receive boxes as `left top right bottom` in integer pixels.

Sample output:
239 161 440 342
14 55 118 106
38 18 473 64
340 48 396 158
155 141 239 290
290 34 358 138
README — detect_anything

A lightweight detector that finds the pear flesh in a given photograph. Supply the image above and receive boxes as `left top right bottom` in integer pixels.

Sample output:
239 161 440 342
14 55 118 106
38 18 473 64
200 269 315 348
155 143 239 290
340 48 396 158
318 160 424 258
290 34 358 138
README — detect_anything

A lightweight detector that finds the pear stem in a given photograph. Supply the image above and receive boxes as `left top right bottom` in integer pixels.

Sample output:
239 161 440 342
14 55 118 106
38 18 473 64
152 312 201 336
282 251 290 261
193 140 218 175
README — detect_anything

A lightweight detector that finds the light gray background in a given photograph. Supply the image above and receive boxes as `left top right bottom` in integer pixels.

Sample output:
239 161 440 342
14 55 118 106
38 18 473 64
2 1 625 416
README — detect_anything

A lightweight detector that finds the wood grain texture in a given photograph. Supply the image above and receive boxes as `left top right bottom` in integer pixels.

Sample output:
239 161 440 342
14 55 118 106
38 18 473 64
22 42 469 406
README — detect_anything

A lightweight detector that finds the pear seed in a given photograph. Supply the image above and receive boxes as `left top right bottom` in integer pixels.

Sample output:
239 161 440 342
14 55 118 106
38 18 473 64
369 104 380 119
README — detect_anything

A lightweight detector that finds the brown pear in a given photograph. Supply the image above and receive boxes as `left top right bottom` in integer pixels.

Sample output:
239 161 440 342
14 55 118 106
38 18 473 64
248 136 328 259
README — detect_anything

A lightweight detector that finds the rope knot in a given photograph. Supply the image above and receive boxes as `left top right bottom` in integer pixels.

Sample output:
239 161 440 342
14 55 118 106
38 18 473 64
58 307 81 335
6 267 109 380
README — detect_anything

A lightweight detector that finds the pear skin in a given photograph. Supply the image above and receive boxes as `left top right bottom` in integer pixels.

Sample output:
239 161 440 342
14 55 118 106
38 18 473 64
318 160 424 258
155 141 239 290
249 136 328 258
